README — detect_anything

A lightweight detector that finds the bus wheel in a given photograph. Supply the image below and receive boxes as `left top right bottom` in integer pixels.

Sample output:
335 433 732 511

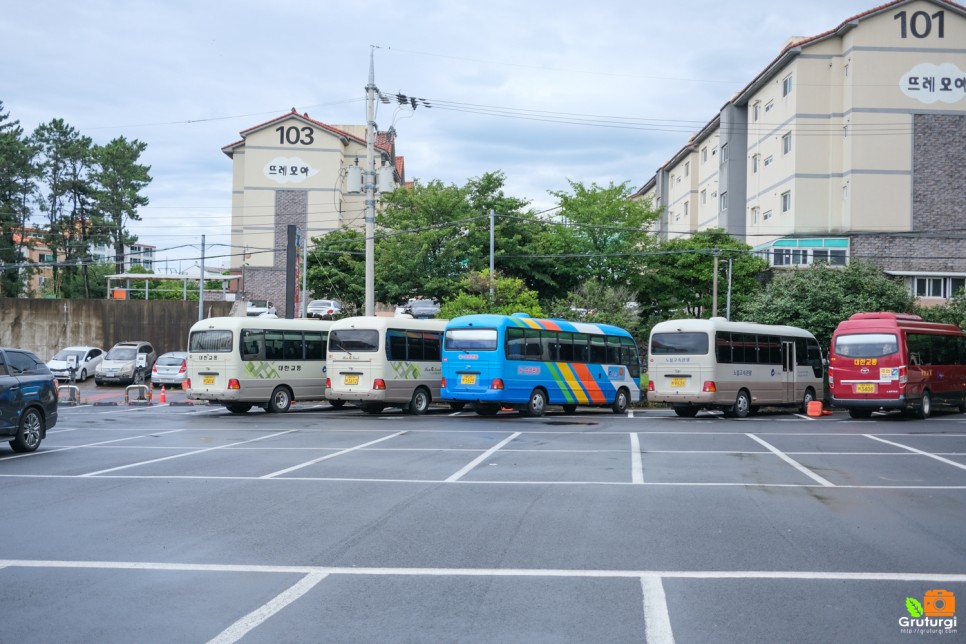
611 388 629 414
958 395 966 414
724 390 751 418
225 402 253 414
916 390 932 419
562 404 577 414
408 387 431 415
799 387 817 414
673 405 699 417
521 388 547 417
848 408 872 419
268 386 292 413
475 403 500 416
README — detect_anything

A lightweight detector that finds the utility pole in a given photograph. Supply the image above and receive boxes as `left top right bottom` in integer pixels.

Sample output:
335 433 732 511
489 209 495 302
364 47 377 316
711 248 719 318
198 234 205 322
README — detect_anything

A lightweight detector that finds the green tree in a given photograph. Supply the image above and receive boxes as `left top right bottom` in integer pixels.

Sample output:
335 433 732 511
91 136 151 275
640 229 768 320
439 270 543 318
0 101 39 297
916 289 966 329
740 259 915 347
545 282 644 339
305 228 365 313
544 180 659 294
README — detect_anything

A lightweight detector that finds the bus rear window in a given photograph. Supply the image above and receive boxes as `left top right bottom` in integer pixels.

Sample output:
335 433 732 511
834 333 898 358
651 332 709 355
445 328 498 351
329 329 379 352
189 330 233 353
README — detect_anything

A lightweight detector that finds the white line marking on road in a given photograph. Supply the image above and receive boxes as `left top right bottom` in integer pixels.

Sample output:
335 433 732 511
260 431 407 478
641 576 675 644
865 434 966 472
2 559 965 582
207 572 328 644
630 433 644 484
445 432 521 482
746 434 835 487
80 430 299 477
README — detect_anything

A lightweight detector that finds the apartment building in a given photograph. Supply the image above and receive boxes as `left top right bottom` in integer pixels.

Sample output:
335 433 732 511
636 0 966 304
222 108 403 315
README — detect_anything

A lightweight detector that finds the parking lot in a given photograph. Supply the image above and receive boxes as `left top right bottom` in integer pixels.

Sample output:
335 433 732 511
2 381 964 643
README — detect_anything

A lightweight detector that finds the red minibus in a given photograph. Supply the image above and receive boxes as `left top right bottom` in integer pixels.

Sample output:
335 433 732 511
829 312 966 418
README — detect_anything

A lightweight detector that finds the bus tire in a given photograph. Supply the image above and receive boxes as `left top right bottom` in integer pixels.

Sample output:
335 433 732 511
848 408 872 419
475 403 500 416
562 404 577 414
268 386 292 413
521 388 547 417
407 387 431 415
799 387 817 414
673 405 699 417
724 390 751 418
916 390 932 419
611 388 629 414
958 394 966 414
225 402 253 414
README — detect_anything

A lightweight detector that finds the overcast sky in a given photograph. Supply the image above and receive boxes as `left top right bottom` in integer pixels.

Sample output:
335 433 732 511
2 0 881 272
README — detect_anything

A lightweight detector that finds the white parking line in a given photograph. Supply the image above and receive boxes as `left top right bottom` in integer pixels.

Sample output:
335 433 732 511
207 571 329 644
641 576 675 644
80 429 299 476
746 434 835 487
260 431 407 478
445 432 521 482
630 433 644 484
865 434 966 472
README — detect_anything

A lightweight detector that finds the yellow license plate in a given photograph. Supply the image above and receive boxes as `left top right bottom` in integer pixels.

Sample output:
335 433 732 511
203 375 215 385
344 375 359 385
461 374 477 385
856 383 876 393
670 377 687 388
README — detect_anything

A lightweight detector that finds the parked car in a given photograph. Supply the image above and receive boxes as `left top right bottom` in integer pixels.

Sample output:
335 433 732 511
151 351 188 388
94 341 157 386
402 298 441 319
0 347 58 452
306 299 342 319
246 300 276 317
46 345 105 382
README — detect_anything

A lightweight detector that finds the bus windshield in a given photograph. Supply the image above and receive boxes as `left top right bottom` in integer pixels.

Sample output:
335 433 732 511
834 333 898 359
651 332 709 355
445 328 498 351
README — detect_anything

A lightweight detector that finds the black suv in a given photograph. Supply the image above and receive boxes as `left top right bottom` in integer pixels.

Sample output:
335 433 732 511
0 347 58 453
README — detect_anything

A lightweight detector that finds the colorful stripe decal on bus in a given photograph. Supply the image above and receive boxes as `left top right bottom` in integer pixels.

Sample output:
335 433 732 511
569 363 608 403
549 362 586 404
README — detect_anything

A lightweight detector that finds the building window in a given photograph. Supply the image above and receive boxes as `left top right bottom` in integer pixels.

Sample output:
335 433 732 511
753 102 760 122
773 249 790 265
782 73 793 97
782 132 792 154
670 173 675 185
915 277 966 298
813 249 847 266
701 147 708 162
712 146 718 156
791 249 807 265
683 201 689 218
781 191 791 213
764 155 774 167
752 155 759 174
684 161 690 177
720 191 728 211
721 143 729 161
751 207 760 224
701 189 707 205
843 125 849 138
765 99 774 112
763 210 774 221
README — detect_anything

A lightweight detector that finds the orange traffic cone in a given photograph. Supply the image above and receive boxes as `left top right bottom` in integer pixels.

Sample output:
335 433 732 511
159 386 167 403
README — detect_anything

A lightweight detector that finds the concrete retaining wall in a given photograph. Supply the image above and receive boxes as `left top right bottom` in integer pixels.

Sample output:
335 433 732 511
0 298 237 361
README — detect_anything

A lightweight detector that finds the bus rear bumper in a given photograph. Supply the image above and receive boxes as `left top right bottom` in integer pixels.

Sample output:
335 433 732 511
830 395 908 410
648 392 717 406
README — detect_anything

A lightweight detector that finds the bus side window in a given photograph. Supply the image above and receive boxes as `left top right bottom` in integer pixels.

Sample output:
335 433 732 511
506 328 525 360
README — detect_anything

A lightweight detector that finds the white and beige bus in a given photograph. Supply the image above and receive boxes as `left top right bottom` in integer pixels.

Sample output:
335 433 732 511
647 317 824 417
186 316 333 414
326 316 452 414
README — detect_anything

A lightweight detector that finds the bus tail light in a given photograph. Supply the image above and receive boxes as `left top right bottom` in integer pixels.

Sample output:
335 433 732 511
702 381 717 392
186 378 191 389
228 378 240 390
491 378 505 390
441 377 447 388
899 366 907 384
373 379 386 390
325 378 331 388
648 380 655 392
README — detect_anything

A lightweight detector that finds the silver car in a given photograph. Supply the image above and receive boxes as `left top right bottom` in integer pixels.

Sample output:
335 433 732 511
151 351 188 388
95 341 157 386
306 299 342 319
46 346 105 382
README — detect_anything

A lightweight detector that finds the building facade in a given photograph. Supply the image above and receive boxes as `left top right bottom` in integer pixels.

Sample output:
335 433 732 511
222 109 403 317
636 0 966 304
